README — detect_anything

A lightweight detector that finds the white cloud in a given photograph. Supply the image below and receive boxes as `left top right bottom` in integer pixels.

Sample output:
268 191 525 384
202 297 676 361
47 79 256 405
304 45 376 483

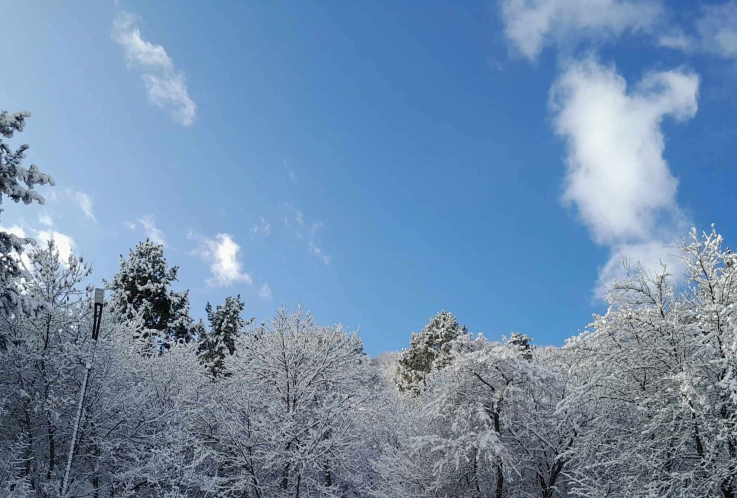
69 189 96 222
289 170 296 182
258 282 272 300
658 2 737 59
124 221 136 230
697 1 737 58
34 230 76 266
111 12 174 70
308 241 330 266
284 203 332 265
141 73 197 126
550 57 698 245
112 12 197 126
251 216 271 236
38 213 53 227
138 215 166 246
0 225 27 239
500 0 662 60
549 57 699 294
192 232 252 287
658 32 693 50
0 226 76 269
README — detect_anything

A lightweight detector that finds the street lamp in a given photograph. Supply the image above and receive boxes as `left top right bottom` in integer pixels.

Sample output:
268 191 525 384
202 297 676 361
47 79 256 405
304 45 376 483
60 288 105 497
92 287 103 340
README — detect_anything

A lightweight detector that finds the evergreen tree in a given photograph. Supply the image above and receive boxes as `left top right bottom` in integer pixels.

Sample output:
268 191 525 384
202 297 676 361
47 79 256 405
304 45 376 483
198 294 252 377
191 318 207 342
0 110 55 318
395 310 466 395
107 239 193 348
507 331 534 361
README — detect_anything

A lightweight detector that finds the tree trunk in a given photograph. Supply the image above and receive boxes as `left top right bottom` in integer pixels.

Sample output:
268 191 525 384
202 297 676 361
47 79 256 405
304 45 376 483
493 412 503 498
46 417 55 481
494 462 504 498
473 450 481 496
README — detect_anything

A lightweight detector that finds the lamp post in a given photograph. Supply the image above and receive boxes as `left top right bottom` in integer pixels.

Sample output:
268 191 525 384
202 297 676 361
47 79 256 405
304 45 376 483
60 288 104 497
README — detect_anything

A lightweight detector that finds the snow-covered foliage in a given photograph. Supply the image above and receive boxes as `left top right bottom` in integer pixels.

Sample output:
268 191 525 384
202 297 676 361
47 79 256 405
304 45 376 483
106 239 193 349
197 294 253 378
395 310 467 395
0 111 54 319
192 306 371 496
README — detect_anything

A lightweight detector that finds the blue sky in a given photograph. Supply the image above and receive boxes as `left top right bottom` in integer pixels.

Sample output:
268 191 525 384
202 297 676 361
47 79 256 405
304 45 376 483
3 0 737 355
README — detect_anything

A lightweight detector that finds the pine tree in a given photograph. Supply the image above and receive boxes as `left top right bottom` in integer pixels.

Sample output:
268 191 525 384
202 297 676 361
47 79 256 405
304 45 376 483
507 331 533 361
198 294 252 377
0 110 55 318
191 318 207 342
396 310 466 395
107 239 193 348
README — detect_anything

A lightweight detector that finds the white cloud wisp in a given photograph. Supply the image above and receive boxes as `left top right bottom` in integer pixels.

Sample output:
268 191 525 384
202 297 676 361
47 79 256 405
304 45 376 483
112 12 197 126
500 0 662 61
259 283 272 300
138 215 166 247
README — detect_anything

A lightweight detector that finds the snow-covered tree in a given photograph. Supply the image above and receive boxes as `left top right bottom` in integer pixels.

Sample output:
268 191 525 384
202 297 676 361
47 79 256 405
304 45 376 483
560 227 737 498
4 221 737 497
79 328 208 497
382 332 548 497
396 310 466 395
107 240 193 349
0 240 92 496
197 294 252 378
0 110 55 318
195 306 371 497
507 331 533 361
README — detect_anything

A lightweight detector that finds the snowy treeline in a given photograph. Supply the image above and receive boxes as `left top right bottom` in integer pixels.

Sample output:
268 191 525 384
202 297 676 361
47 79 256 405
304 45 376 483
2 112 737 498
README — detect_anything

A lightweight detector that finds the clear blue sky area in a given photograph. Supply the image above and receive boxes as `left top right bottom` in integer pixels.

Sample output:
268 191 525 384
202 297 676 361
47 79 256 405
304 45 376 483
3 1 736 355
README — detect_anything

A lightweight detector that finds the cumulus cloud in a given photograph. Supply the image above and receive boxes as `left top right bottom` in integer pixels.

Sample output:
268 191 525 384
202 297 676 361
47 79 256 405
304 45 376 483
500 0 662 60
112 12 196 126
259 282 272 300
550 58 698 244
192 232 252 287
549 57 699 294
251 216 271 236
138 215 166 246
